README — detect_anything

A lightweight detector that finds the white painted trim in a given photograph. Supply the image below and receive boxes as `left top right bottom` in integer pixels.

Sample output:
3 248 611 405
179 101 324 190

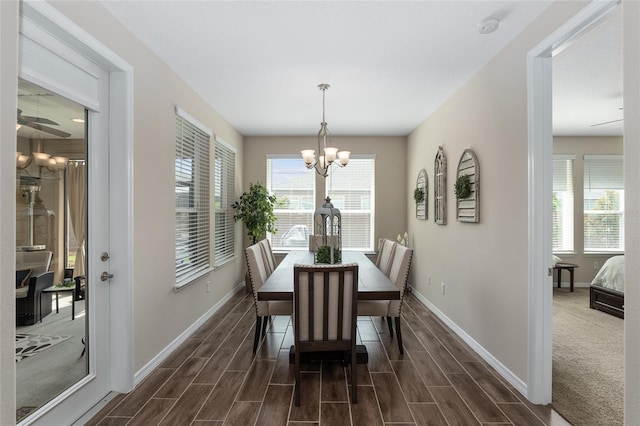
409 287 527 396
176 106 213 136
215 135 237 154
526 0 620 405
134 282 245 384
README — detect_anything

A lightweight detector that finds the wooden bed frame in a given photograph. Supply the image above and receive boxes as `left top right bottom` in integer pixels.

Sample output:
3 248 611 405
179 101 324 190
590 285 624 319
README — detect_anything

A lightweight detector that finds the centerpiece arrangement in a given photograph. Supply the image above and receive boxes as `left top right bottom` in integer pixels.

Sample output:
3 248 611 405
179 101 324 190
312 197 342 264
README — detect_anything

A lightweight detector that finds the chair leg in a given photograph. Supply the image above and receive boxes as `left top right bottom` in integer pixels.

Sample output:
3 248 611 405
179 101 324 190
294 350 301 406
394 316 404 355
351 347 358 404
261 315 269 337
386 316 394 337
253 316 262 353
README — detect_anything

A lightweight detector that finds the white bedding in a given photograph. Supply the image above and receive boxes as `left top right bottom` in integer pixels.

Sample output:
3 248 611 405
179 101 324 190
591 255 624 293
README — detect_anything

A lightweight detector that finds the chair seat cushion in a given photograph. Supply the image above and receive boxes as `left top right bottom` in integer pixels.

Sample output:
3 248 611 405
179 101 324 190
357 300 390 316
15 286 29 299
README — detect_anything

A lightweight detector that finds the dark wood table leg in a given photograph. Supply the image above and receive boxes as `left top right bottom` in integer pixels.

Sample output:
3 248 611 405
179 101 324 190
557 268 561 288
55 291 59 313
569 267 574 292
71 289 75 320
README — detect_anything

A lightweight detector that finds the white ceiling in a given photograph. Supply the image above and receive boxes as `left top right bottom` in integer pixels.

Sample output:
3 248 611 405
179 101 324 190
100 0 557 136
17 1 623 140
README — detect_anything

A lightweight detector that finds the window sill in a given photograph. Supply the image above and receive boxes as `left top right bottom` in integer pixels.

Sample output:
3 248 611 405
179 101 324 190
174 267 214 292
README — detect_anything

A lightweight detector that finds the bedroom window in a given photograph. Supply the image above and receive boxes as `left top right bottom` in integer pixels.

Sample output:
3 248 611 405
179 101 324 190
583 155 624 253
267 156 315 251
552 155 574 252
214 137 236 267
175 108 211 288
326 156 376 251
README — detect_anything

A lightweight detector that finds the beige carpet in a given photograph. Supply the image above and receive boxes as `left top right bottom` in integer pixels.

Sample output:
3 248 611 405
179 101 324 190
553 287 623 425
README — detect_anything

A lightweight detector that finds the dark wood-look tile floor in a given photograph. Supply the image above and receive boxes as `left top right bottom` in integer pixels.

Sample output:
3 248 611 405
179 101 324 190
87 291 570 426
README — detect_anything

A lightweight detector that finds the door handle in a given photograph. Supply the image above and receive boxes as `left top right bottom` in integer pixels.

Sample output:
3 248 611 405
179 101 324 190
101 271 114 281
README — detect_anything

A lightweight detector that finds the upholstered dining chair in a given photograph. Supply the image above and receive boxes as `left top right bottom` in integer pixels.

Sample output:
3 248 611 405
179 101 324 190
293 263 359 406
245 242 292 353
258 238 277 275
375 238 397 276
358 244 413 354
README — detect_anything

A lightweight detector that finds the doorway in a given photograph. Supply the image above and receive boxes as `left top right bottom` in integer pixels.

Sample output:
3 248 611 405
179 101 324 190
526 0 620 407
13 2 134 424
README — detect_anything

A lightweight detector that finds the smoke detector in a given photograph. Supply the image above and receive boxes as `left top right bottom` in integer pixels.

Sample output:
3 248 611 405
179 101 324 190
478 18 500 35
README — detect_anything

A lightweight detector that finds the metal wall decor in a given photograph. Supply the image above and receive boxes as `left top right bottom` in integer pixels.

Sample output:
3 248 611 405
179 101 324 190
455 149 480 223
415 169 428 220
434 147 447 225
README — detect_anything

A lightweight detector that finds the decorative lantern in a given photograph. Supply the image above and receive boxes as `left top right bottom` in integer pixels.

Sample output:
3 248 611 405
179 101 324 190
313 197 342 264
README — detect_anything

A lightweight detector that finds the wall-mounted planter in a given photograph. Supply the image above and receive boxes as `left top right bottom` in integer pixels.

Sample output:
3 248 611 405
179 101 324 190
456 148 479 223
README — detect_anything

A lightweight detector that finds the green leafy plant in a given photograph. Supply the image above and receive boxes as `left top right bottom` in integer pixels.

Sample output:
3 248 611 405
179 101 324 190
413 187 425 204
232 182 277 244
455 175 472 199
315 245 341 264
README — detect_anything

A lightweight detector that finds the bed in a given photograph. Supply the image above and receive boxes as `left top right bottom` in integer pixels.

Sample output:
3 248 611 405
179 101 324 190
590 255 624 319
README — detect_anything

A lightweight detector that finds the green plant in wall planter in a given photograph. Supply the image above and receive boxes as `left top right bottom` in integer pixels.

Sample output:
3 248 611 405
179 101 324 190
455 174 472 199
413 187 425 204
315 245 342 264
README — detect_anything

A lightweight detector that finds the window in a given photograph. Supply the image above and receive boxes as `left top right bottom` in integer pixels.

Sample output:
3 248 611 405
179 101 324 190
326 156 375 251
214 137 236 267
175 108 211 287
267 156 315 251
552 155 574 252
583 155 624 252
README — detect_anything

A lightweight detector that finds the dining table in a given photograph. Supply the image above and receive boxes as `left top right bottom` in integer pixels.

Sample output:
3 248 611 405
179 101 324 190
257 250 400 301
257 250 399 364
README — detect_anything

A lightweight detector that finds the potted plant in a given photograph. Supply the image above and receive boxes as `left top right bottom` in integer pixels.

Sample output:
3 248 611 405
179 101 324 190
232 182 277 293
232 182 278 245
315 244 342 264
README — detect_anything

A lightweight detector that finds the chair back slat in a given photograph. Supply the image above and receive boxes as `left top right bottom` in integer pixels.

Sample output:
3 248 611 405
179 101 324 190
387 245 414 316
377 239 397 276
259 239 277 276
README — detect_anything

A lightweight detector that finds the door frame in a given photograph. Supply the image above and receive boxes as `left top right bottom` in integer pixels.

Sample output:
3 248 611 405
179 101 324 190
526 0 619 405
17 1 134 423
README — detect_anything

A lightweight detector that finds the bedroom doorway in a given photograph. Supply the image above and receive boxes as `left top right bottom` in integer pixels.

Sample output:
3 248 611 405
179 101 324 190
550 5 623 425
525 0 620 411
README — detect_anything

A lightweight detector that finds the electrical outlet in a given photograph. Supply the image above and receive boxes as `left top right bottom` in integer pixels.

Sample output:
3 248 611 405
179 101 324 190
427 275 431 285
441 282 445 295
593 261 600 270
206 281 211 293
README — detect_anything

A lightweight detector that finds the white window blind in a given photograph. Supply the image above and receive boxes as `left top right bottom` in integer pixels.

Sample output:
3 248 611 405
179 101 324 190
175 108 211 287
267 156 315 251
327 156 375 251
552 155 574 252
583 155 624 252
214 137 236 267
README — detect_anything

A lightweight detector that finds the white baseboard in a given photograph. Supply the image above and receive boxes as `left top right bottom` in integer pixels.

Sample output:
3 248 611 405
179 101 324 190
408 286 528 398
134 282 245 385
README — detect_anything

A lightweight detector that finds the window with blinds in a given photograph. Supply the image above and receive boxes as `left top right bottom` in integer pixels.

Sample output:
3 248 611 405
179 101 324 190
267 156 315 251
214 137 236 267
327 156 375 251
175 108 211 288
583 155 624 252
552 155 574 252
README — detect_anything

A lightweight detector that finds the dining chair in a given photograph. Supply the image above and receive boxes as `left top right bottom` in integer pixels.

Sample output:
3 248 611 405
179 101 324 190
358 244 413 354
245 243 292 353
258 238 277 275
293 263 359 405
375 238 397 276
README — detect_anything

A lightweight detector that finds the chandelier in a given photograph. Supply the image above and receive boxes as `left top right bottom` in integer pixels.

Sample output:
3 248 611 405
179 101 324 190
301 84 350 177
